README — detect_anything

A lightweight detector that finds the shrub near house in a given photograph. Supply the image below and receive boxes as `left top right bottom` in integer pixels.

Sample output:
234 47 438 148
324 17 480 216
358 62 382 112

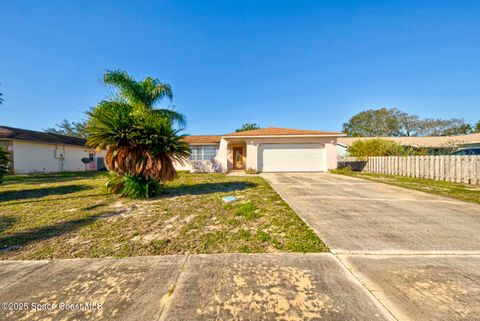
348 138 424 158
0 146 9 183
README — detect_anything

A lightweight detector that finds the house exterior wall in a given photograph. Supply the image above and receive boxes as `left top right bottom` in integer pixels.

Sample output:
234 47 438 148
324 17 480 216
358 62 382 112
336 144 349 158
214 139 229 172
11 140 100 174
242 136 338 171
174 136 340 173
173 142 226 173
173 158 192 171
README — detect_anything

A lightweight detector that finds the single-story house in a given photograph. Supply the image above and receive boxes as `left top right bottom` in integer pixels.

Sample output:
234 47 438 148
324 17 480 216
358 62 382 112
337 133 480 157
0 126 106 174
176 127 345 173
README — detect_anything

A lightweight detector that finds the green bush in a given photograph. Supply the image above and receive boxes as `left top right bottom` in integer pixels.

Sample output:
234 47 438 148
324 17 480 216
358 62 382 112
245 168 258 174
329 166 353 174
0 146 9 183
348 138 423 158
106 173 162 199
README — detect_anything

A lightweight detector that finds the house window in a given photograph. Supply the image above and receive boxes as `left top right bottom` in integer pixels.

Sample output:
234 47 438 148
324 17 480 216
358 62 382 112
190 145 218 161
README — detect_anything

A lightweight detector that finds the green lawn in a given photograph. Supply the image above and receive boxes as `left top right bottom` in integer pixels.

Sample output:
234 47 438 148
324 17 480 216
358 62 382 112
0 171 327 260
333 170 480 204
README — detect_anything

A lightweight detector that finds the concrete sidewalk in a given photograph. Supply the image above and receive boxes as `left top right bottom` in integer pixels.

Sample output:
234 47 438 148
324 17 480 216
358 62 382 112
0 254 393 321
263 173 480 321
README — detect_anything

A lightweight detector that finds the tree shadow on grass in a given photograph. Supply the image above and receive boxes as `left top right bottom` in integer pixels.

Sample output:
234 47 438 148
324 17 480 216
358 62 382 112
4 193 109 206
3 171 105 185
0 216 17 233
0 185 93 203
159 181 258 198
0 210 124 251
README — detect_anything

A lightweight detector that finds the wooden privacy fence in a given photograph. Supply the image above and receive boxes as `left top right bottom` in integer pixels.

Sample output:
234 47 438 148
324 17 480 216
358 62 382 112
362 156 480 185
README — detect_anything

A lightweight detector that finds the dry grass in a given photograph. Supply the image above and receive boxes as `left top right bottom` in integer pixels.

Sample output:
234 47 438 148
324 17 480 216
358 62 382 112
0 171 327 260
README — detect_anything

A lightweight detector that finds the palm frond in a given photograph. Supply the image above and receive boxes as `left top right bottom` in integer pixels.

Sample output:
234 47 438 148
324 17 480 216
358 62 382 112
103 70 146 108
152 108 186 128
139 77 173 107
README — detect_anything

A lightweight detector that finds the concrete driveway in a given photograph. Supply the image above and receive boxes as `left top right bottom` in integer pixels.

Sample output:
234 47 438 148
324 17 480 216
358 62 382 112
263 173 480 321
262 173 480 254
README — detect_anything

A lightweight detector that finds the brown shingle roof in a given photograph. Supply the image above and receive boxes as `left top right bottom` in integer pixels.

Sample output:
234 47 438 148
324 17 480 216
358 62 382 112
223 127 344 137
0 126 88 147
183 135 222 144
338 133 480 148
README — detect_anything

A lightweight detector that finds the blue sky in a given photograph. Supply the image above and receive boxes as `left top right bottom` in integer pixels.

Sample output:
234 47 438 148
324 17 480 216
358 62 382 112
1 0 479 135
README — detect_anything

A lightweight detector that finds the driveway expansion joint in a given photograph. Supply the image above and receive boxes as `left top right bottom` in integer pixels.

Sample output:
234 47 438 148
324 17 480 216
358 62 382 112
157 254 191 321
334 253 400 321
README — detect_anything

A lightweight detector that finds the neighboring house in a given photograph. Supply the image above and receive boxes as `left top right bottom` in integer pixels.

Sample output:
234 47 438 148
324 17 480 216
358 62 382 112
337 133 480 157
176 127 345 173
0 126 106 174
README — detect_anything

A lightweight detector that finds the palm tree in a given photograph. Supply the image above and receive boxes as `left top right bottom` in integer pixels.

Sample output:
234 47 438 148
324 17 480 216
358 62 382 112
103 70 186 128
86 70 190 197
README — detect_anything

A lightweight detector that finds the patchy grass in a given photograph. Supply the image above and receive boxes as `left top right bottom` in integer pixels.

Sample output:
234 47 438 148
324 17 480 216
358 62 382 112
0 171 327 260
335 172 480 204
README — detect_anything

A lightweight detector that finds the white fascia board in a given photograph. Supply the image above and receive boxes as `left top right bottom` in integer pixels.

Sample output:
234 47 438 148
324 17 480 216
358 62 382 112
222 134 347 139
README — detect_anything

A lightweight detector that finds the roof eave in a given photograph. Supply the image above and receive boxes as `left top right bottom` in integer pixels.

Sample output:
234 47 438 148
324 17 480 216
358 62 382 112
222 133 347 139
187 142 221 145
7 138 90 148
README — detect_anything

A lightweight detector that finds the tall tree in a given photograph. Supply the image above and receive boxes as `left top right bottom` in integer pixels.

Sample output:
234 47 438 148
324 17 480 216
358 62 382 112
418 118 472 136
86 70 190 198
344 108 474 137
473 121 480 133
44 119 88 138
235 123 261 132
342 108 403 137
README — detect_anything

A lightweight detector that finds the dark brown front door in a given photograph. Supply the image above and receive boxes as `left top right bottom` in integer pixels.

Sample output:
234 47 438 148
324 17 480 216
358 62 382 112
233 146 245 169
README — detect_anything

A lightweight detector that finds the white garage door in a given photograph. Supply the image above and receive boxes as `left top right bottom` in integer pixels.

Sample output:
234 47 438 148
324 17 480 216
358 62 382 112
258 143 326 172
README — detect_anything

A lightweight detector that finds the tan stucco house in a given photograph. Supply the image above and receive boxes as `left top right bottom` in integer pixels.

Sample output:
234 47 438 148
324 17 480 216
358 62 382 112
0 126 106 174
176 127 345 173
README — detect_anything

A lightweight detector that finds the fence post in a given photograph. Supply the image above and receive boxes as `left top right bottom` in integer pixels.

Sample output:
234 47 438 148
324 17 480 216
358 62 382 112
450 156 455 182
408 156 412 177
465 156 469 184
455 156 461 183
476 156 479 185
420 156 424 178
439 156 445 181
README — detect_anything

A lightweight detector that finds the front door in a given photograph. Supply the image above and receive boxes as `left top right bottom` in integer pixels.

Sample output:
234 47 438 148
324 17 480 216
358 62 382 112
233 146 245 169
